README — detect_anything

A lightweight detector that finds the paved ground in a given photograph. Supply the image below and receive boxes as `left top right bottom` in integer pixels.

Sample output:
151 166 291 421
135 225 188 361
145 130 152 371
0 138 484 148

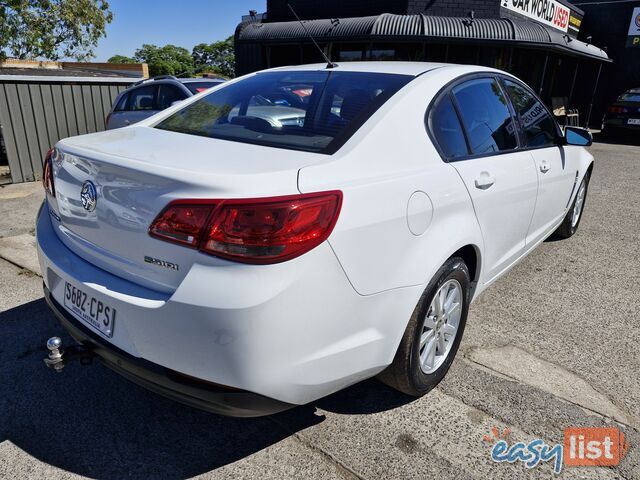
0 140 638 479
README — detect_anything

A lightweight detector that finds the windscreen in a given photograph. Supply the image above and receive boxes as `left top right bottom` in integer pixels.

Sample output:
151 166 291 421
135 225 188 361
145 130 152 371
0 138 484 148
155 71 413 154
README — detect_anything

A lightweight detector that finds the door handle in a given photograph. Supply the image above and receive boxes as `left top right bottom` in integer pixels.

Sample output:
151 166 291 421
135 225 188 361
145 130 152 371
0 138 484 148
124 120 131 126
474 172 496 190
540 161 550 174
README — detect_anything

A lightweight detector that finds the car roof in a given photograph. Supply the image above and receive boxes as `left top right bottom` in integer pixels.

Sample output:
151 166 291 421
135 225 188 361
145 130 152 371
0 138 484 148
263 61 456 77
180 78 225 83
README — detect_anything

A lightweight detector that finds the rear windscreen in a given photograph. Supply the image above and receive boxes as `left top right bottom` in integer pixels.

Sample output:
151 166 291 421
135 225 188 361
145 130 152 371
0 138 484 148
184 81 224 94
619 93 640 103
155 71 412 154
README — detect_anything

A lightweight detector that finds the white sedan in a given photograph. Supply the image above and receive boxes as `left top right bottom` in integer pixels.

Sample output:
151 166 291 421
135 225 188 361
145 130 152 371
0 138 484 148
36 62 593 416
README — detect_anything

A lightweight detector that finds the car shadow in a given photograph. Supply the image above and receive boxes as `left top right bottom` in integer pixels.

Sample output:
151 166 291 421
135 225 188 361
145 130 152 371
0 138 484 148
0 298 414 479
0 298 323 479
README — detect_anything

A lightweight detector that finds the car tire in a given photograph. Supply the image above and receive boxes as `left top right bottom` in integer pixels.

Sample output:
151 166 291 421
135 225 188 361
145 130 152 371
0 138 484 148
378 257 471 397
552 172 590 240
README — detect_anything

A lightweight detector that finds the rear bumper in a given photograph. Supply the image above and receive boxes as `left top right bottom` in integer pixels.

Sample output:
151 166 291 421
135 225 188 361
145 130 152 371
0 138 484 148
602 118 640 132
44 285 294 417
36 200 421 406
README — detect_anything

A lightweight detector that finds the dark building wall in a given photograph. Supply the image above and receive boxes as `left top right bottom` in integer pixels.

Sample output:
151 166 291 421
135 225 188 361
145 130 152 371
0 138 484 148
574 0 640 125
266 0 409 22
407 0 499 18
266 0 500 21
267 0 578 21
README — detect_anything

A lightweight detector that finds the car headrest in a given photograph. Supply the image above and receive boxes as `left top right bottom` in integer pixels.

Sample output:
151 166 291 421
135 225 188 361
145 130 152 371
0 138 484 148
340 89 373 122
139 97 153 109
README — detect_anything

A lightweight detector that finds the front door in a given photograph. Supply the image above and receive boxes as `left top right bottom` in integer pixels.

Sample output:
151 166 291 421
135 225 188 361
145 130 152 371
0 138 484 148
501 79 578 244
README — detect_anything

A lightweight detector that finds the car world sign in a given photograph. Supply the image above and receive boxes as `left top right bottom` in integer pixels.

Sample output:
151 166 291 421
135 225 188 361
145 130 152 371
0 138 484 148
501 0 570 33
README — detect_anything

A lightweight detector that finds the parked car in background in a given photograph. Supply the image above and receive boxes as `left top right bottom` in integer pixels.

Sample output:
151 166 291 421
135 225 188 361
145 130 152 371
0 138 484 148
602 88 640 138
106 75 225 130
38 62 594 417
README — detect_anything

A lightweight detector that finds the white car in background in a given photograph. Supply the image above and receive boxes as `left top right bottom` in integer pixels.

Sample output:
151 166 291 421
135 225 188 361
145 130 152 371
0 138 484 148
37 62 593 417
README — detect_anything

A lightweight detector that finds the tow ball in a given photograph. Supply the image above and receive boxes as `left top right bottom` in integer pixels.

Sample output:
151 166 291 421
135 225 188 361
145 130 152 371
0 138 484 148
43 336 96 372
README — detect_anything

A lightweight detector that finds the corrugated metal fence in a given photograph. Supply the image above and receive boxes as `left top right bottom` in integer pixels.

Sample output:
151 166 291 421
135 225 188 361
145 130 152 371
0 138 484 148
0 78 133 183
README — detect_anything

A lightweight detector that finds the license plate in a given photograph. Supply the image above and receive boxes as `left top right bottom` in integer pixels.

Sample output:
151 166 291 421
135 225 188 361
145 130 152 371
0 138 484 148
63 282 116 337
628 119 640 125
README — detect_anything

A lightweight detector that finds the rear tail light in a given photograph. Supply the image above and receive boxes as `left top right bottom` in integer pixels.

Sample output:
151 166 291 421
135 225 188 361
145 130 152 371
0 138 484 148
149 191 342 264
607 106 627 114
42 148 55 197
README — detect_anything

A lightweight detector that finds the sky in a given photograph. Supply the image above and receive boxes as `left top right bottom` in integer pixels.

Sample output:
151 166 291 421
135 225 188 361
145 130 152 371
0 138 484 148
92 0 266 62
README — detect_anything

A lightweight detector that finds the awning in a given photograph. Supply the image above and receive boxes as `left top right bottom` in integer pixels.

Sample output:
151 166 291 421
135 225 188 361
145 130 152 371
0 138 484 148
237 13 610 62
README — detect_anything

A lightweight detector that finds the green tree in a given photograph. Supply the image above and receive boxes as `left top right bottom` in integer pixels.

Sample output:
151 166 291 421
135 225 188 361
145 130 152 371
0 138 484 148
133 44 194 77
107 54 135 64
0 0 113 61
192 35 234 78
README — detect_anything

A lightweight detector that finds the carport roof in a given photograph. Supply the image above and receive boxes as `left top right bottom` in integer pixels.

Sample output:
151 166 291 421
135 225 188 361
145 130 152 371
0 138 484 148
237 13 610 62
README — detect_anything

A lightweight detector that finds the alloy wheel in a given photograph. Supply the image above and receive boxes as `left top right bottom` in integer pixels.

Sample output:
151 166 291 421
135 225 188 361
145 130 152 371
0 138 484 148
419 279 463 374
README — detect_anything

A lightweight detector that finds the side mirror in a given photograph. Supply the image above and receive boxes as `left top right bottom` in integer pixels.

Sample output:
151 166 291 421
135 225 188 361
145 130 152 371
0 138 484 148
564 126 593 147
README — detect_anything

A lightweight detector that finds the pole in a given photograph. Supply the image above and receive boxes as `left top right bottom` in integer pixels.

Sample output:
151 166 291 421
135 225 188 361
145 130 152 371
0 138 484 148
585 63 603 129
538 53 549 97
568 60 579 104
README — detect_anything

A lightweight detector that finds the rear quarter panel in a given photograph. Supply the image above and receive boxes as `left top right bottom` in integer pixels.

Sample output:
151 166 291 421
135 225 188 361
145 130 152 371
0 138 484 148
298 67 485 297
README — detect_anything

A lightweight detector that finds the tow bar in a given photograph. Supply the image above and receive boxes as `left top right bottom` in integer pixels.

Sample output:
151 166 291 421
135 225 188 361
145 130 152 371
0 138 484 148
43 336 97 372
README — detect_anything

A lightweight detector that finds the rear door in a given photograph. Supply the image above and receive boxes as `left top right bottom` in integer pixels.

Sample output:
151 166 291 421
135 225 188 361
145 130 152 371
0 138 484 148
442 76 539 283
156 83 188 110
502 78 578 244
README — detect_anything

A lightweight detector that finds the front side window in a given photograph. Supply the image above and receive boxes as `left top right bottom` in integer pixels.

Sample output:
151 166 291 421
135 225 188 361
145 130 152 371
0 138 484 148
452 78 518 155
155 71 412 154
429 95 468 159
503 79 560 148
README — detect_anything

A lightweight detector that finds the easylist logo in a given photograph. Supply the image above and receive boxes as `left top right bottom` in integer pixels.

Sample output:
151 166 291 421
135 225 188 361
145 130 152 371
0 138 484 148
487 426 629 474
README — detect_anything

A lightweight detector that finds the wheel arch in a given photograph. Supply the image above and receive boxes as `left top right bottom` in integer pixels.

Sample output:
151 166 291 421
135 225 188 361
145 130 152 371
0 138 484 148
449 244 481 285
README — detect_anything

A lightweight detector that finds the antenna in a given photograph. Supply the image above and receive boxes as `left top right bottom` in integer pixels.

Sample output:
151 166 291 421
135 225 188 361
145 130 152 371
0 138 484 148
287 2 337 69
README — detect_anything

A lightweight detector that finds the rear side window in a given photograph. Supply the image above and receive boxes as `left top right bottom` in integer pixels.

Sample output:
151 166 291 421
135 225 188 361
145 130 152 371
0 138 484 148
155 71 412 154
126 85 157 111
157 85 187 110
503 79 560 148
452 78 518 155
429 95 468 159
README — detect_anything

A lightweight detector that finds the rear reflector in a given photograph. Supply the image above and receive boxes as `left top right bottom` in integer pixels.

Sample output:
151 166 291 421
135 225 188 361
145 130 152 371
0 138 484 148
42 148 55 197
149 203 215 247
149 192 342 264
